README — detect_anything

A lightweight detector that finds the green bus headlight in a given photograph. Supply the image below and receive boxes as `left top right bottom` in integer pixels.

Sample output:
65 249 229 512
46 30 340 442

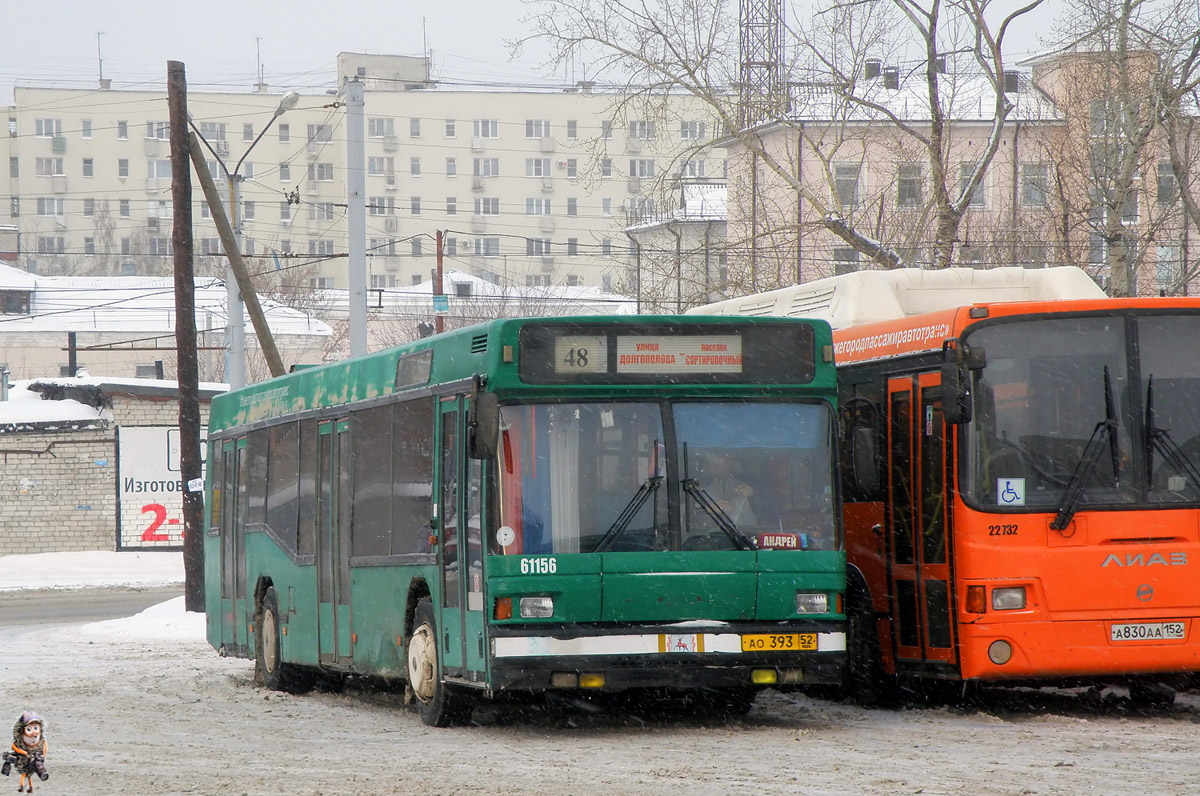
520 596 555 618
795 592 829 614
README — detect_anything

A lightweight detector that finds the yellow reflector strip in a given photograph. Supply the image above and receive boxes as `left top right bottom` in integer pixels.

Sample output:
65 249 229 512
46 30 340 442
751 669 778 685
579 673 605 688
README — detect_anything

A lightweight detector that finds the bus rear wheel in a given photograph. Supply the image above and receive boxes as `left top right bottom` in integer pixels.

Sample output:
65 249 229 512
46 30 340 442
407 598 472 727
257 587 312 693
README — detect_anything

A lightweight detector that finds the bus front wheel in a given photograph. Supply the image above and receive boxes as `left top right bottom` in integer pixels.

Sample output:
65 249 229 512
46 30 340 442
407 598 472 727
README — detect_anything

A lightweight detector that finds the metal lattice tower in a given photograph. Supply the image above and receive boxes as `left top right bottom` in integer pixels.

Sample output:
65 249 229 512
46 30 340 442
739 0 786 129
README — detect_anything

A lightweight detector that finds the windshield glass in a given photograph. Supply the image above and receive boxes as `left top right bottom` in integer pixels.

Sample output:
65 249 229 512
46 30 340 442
966 316 1137 510
964 313 1200 511
495 400 836 554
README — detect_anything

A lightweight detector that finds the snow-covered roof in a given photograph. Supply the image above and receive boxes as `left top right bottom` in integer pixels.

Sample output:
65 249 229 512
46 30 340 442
0 375 227 429
0 269 330 338
626 185 728 233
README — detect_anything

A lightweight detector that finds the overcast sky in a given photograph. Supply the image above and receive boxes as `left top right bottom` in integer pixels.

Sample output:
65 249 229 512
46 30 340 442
2 0 1063 107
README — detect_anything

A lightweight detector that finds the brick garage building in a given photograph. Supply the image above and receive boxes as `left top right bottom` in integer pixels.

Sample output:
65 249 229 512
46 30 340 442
0 376 223 552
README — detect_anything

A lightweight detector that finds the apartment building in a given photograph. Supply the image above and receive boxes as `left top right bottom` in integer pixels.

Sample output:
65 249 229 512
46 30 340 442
2 53 724 295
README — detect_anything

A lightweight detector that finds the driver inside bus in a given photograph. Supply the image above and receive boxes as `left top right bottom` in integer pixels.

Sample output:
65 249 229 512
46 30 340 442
699 451 756 525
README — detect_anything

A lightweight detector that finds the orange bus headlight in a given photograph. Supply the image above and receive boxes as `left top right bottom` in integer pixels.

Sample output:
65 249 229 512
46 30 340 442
992 587 1027 611
965 585 987 614
519 596 555 618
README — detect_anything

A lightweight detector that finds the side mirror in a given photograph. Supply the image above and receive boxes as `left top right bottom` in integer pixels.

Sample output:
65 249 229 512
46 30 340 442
469 390 499 460
941 340 984 425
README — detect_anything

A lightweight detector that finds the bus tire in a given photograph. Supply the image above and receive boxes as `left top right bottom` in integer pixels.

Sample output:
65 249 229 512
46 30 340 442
407 598 472 727
257 587 311 694
846 595 896 708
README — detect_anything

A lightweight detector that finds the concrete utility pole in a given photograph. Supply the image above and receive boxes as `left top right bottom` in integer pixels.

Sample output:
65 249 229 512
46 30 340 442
346 79 367 357
435 230 445 333
168 60 205 612
188 135 287 379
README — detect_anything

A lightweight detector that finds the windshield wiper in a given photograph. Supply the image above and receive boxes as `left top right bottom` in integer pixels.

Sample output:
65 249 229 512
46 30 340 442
590 476 662 553
1144 375 1200 492
1051 366 1120 532
681 478 757 551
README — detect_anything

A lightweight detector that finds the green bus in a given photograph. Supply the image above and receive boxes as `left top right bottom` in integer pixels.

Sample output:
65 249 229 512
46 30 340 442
204 316 846 725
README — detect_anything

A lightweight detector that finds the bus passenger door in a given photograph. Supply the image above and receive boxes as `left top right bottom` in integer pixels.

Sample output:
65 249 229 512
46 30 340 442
886 374 956 669
437 396 487 683
317 419 354 666
219 438 248 653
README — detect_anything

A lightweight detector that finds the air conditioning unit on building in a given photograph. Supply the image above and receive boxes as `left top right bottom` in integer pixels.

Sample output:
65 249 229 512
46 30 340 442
556 160 568 169
281 219 291 227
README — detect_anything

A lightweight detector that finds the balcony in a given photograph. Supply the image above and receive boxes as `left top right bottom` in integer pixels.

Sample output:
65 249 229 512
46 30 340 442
540 136 555 153
382 135 398 152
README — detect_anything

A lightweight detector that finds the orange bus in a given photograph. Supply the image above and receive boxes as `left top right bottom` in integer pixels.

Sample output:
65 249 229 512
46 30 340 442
693 267 1200 704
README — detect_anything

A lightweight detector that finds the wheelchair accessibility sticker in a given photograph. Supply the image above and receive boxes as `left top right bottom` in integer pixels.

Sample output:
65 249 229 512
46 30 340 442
997 478 1025 506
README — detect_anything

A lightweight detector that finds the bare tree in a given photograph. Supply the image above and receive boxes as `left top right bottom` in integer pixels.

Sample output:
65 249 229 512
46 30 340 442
519 0 1044 282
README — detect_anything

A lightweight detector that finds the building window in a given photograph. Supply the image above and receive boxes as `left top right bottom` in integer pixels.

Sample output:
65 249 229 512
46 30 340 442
411 157 421 176
526 158 551 177
601 120 613 139
84 237 95 254
242 122 254 142
411 196 421 215
309 276 334 289
601 158 613 178
565 158 578 179
279 162 291 182
680 159 705 178
474 197 500 215
35 158 65 176
308 163 334 181
834 164 860 208
120 199 131 217
37 236 65 254
629 120 655 139
476 237 500 256
526 198 551 215
446 157 457 176
1021 163 1049 208
367 196 394 215
368 156 394 176
149 237 172 256
897 164 922 208
368 117 394 137
833 247 860 275
33 119 60 138
243 201 255 220
680 120 707 140
567 238 579 256
371 274 398 289
1158 161 1176 205
117 121 128 140
118 158 129 178
83 198 95 217
121 238 131 255
602 198 612 217
567 198 578 216
566 120 578 139
473 119 499 138
629 159 655 178
446 197 457 215
473 158 500 177
145 121 169 140
445 237 457 256
959 163 985 208
308 124 333 143
526 119 551 138
308 203 334 221
601 238 613 256
309 240 335 257
149 159 171 180
81 120 92 139
1157 244 1178 292
36 198 65 216
82 158 94 177
278 123 290 143
280 202 291 222
411 238 424 257
8 157 16 178
445 119 456 138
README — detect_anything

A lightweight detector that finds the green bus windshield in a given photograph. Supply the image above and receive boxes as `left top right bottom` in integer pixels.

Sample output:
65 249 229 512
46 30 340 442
495 399 835 555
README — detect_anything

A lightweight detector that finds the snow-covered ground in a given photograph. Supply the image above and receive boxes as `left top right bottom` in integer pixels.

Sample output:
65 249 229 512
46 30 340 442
0 550 198 640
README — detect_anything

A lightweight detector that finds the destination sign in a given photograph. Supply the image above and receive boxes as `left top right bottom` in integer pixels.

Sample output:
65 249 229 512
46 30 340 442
613 335 743 374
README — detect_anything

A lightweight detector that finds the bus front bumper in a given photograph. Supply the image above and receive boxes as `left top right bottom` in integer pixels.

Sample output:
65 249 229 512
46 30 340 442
487 622 846 691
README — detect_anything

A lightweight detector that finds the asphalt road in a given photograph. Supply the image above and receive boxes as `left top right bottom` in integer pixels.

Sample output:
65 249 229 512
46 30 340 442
0 585 183 627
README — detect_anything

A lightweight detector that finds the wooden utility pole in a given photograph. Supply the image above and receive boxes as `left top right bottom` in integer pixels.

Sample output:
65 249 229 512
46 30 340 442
187 136 286 378
168 60 205 612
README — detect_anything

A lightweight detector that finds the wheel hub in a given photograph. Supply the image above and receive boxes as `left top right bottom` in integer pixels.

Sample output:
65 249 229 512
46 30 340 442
407 624 437 702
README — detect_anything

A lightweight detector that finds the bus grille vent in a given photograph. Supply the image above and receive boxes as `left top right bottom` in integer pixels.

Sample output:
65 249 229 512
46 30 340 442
785 287 836 317
471 334 488 354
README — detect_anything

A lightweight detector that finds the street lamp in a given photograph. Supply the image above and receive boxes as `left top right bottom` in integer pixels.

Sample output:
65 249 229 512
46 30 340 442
192 90 299 388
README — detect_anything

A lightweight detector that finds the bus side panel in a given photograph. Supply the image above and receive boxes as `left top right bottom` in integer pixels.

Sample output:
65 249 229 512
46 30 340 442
204 531 224 652
243 534 320 667
349 564 439 678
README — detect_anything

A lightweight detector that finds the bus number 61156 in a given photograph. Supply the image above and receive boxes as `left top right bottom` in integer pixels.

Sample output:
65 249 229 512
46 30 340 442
520 557 557 575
